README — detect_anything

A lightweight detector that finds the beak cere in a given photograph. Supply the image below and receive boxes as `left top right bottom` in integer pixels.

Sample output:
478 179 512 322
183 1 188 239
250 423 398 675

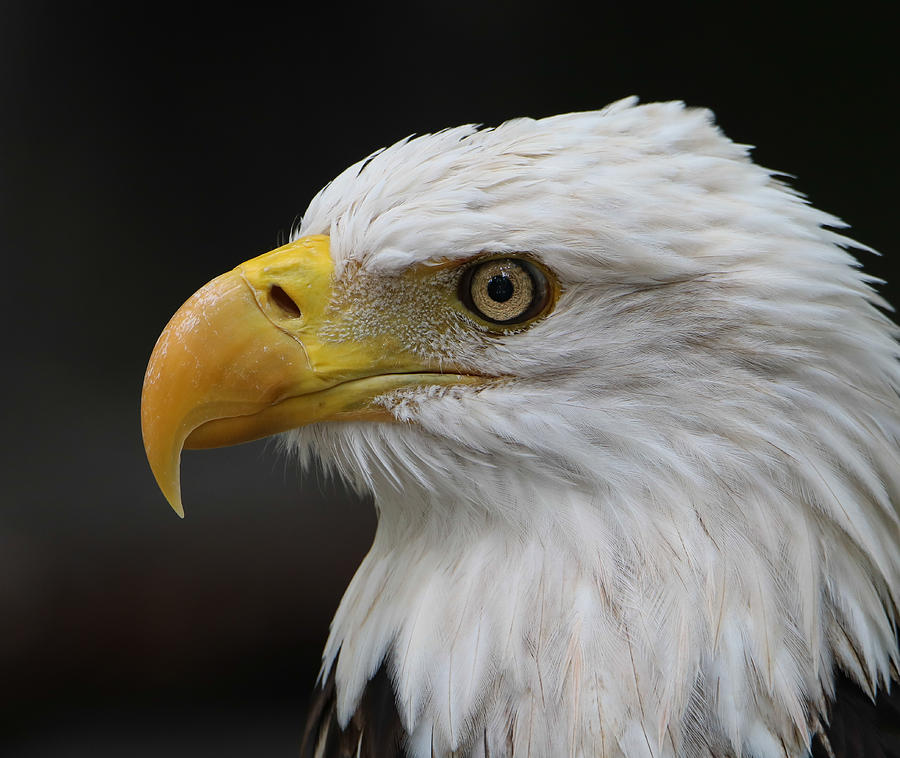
141 235 480 517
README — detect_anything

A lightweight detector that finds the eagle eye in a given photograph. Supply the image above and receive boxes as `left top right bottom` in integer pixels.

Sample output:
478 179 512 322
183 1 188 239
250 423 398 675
459 258 550 326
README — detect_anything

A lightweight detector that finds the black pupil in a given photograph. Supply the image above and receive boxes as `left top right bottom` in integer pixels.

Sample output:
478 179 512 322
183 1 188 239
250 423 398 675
487 274 514 302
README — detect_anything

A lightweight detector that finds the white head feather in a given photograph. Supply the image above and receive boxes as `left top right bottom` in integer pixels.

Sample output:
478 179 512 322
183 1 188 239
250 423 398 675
285 98 900 758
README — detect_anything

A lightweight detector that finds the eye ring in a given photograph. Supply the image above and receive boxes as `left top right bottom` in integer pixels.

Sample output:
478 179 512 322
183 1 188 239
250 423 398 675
458 257 551 326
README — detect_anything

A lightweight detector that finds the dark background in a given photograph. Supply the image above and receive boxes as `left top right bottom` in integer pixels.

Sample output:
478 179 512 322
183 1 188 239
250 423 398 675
1 2 896 755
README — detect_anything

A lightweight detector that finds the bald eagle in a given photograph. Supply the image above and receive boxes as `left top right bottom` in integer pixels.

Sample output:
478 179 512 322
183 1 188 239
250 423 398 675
142 98 900 757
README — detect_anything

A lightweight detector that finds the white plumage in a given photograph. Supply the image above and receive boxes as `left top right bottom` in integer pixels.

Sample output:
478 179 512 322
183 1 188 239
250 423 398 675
285 98 900 757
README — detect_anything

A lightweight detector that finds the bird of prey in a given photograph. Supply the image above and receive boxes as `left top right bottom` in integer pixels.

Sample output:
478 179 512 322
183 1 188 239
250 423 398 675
141 98 900 758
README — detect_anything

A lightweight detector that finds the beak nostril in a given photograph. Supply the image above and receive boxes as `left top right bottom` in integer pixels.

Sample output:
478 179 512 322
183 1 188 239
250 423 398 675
269 285 302 318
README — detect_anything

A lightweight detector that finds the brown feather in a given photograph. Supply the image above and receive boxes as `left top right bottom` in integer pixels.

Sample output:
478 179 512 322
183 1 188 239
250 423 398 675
812 670 900 758
300 663 407 758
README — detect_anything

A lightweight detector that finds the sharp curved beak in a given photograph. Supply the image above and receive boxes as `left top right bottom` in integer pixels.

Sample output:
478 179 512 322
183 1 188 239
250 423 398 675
141 235 479 516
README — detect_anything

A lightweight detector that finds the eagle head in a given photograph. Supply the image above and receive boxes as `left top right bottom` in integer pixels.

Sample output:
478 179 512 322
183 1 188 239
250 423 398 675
142 98 900 758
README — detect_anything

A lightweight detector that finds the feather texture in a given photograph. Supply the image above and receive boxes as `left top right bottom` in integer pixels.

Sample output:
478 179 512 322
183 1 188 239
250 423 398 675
281 99 900 756
302 661 900 757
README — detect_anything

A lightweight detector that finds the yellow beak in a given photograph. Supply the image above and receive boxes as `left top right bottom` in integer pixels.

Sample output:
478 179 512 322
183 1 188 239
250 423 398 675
141 235 479 516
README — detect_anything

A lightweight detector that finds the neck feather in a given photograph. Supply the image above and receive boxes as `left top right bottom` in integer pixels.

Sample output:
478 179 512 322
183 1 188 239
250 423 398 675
319 467 892 758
